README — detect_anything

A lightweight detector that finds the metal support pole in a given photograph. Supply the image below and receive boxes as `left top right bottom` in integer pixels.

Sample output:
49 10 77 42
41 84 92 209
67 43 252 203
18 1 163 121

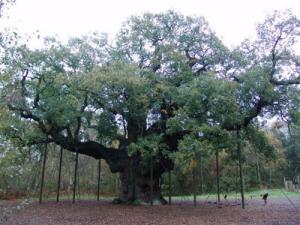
200 156 204 194
56 147 63 202
237 129 245 209
150 155 153 206
73 150 79 204
193 166 197 206
168 170 172 205
39 144 48 204
97 159 101 201
216 151 220 202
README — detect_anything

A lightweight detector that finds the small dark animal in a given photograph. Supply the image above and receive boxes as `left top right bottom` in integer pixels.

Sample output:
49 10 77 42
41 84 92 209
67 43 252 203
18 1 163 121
224 194 227 200
261 193 268 204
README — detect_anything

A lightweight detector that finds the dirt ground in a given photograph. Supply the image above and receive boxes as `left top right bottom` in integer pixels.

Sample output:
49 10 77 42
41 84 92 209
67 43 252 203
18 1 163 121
1 197 300 225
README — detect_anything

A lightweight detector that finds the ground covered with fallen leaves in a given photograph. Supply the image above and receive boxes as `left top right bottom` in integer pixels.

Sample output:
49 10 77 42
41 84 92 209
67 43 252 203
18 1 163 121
1 197 300 225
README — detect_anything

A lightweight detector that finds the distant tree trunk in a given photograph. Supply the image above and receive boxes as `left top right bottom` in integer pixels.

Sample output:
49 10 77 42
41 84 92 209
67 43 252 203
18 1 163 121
256 159 261 185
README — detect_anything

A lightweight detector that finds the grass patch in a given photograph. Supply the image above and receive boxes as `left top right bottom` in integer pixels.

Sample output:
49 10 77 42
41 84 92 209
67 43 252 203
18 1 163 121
10 189 299 203
164 189 300 201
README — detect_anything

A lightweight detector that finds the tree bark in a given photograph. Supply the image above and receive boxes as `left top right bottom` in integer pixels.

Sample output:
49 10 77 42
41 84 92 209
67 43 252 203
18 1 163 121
116 156 168 205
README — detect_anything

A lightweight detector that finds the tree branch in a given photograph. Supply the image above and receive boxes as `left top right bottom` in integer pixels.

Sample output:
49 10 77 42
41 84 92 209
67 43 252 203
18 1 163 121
33 75 42 108
242 98 269 128
74 93 88 139
270 77 300 85
7 103 42 123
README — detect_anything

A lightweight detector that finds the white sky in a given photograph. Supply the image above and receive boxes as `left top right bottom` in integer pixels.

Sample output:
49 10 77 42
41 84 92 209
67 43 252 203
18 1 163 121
1 0 300 48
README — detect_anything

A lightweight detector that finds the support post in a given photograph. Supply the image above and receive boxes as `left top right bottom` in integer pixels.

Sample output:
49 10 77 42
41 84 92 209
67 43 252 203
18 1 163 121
39 144 48 204
150 155 153 206
97 159 101 201
237 129 245 209
193 166 197 206
216 151 220 202
200 156 204 194
56 146 63 202
168 170 172 205
269 168 272 187
73 150 79 204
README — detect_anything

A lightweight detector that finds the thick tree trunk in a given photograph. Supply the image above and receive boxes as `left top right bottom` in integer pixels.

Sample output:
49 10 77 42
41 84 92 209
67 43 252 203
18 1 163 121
115 157 168 205
118 171 166 204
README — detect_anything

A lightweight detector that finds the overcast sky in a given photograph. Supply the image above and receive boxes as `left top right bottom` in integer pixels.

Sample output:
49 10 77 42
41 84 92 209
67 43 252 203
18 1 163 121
1 0 300 48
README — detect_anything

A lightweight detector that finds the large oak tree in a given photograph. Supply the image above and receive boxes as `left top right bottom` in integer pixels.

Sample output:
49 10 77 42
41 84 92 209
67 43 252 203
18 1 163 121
0 10 300 204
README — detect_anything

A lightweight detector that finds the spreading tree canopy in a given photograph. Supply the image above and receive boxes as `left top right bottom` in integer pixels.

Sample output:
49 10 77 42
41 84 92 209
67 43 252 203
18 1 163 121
0 10 300 204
